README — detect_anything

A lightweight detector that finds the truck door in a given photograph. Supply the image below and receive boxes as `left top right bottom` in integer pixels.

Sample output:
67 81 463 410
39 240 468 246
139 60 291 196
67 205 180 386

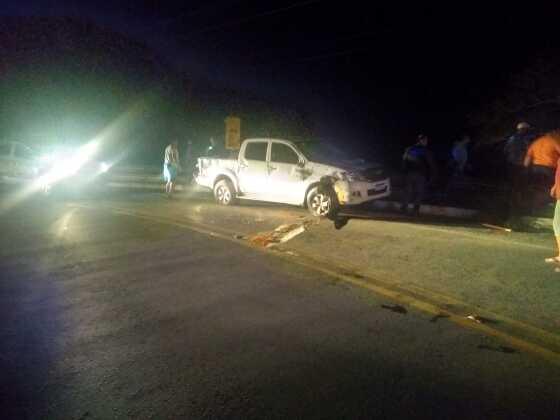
267 142 305 204
238 140 269 196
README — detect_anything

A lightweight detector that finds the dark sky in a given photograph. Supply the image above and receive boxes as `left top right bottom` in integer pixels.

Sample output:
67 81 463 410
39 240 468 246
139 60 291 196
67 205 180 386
3 1 560 155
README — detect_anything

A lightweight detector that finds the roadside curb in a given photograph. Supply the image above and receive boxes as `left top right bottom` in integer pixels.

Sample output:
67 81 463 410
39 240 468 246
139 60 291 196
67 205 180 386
520 216 553 231
371 199 479 219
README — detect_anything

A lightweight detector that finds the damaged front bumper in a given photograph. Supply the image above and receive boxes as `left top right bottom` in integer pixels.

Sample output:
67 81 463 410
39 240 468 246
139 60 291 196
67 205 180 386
334 178 391 205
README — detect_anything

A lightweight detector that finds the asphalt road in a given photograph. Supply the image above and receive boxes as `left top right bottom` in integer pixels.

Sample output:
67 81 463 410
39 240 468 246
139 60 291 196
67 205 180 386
1 192 560 419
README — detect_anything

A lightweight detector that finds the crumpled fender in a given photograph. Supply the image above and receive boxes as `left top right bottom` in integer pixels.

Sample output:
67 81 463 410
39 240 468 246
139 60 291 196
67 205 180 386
317 176 343 206
318 176 350 206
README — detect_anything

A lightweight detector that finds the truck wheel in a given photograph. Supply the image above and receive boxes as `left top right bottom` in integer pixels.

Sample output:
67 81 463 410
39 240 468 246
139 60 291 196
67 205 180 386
214 179 236 206
306 186 336 217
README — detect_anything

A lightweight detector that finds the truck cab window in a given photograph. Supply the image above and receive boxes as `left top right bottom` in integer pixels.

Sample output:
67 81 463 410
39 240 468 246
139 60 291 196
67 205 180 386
244 142 267 161
271 143 299 164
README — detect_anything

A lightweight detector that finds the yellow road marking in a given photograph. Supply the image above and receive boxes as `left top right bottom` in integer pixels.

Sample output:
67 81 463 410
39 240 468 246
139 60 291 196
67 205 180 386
404 283 560 349
292 258 560 368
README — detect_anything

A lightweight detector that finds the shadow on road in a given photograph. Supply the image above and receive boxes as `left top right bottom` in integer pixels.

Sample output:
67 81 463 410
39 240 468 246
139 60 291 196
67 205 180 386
333 207 484 231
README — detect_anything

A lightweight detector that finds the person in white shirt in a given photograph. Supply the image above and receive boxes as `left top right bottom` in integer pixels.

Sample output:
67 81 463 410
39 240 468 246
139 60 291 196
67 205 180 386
163 140 180 196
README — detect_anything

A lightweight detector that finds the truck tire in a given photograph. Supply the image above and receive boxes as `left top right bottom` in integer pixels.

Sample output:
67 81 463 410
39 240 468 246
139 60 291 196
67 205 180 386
214 179 236 206
306 185 337 218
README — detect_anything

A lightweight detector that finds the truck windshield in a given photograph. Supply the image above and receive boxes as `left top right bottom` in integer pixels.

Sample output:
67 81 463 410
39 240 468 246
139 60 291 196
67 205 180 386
295 141 363 164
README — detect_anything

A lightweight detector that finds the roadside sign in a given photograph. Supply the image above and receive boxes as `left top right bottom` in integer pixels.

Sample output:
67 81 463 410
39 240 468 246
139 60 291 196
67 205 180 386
225 116 241 150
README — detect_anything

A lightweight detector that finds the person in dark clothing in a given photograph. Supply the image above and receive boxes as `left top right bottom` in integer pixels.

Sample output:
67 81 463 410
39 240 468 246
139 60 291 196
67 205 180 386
205 137 218 156
183 140 194 184
504 122 534 168
503 122 536 222
205 137 230 158
401 134 438 216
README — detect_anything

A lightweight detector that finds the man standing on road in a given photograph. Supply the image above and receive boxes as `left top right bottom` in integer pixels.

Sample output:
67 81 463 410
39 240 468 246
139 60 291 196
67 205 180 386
450 134 471 175
504 122 534 170
163 140 181 197
524 129 560 213
444 134 471 199
205 137 219 157
183 140 194 184
503 122 535 223
401 134 437 216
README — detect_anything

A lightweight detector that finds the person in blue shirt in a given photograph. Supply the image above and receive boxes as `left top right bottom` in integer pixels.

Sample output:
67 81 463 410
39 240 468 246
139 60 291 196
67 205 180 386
451 135 471 175
401 134 438 216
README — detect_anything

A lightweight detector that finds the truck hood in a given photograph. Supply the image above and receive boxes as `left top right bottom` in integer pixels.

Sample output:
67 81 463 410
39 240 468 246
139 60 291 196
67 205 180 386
308 157 379 172
305 159 386 182
305 161 346 178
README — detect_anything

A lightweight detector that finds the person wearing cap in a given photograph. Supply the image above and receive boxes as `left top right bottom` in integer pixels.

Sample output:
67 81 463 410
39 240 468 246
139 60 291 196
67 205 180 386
504 122 534 168
503 122 536 222
400 134 438 216
524 129 560 212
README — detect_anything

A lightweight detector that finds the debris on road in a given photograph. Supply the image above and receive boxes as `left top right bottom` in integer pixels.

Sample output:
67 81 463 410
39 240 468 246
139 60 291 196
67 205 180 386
482 223 512 233
341 271 365 280
249 223 307 248
275 225 305 242
271 248 300 257
467 314 483 323
233 234 245 240
381 304 408 314
334 216 349 230
477 344 518 354
429 313 450 323
250 233 275 247
467 314 497 324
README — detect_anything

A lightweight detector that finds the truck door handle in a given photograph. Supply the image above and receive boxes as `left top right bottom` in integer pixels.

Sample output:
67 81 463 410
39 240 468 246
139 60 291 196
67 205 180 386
268 165 277 171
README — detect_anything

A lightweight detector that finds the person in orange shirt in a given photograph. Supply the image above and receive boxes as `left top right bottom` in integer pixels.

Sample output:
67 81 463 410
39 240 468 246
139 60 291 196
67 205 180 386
524 130 560 178
524 130 560 212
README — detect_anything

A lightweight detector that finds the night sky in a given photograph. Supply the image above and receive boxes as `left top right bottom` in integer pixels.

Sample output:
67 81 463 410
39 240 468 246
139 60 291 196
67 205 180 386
3 1 560 159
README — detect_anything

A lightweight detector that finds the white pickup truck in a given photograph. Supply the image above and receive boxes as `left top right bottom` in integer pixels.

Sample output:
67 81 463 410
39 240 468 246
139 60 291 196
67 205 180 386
195 138 391 217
